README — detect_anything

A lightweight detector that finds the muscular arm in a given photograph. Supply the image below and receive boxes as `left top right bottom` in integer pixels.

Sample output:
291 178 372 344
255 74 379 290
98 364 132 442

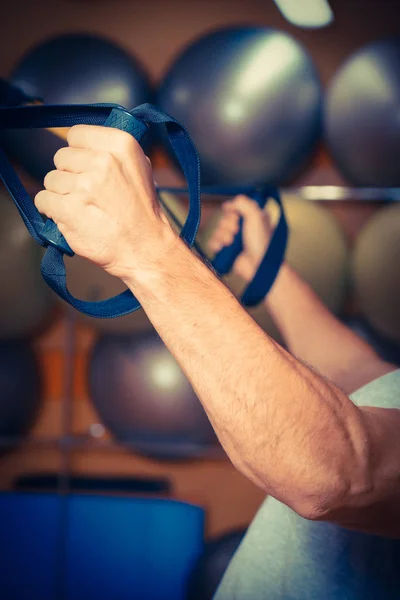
207 194 395 395
265 263 395 394
36 127 400 538
123 233 400 537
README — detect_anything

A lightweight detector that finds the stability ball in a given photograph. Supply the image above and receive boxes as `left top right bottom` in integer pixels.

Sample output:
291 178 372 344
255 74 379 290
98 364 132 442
352 204 400 343
64 191 188 334
186 528 246 600
0 184 55 339
0 341 42 451
158 26 322 186
88 331 218 459
201 194 349 345
0 77 37 107
3 33 153 180
325 37 400 186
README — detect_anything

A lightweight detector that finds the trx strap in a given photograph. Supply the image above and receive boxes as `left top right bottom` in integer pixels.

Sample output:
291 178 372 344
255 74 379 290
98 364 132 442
158 186 288 307
0 102 288 316
0 103 201 318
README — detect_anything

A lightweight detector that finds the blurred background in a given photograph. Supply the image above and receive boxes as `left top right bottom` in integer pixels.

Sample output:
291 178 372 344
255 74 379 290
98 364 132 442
0 0 399 598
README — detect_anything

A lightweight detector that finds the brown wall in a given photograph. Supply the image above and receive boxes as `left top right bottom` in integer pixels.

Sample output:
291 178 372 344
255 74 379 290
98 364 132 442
1 0 399 84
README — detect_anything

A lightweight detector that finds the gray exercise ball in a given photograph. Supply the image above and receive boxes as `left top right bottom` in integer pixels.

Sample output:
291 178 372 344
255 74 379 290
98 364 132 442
0 184 55 339
88 331 218 460
4 33 153 181
352 204 400 343
158 26 322 186
325 37 400 186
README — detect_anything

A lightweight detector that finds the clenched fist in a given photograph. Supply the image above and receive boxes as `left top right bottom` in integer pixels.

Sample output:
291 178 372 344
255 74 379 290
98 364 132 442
35 125 176 278
208 195 274 283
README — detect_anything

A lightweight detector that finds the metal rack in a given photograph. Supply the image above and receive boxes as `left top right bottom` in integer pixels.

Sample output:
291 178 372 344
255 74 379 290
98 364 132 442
283 186 400 201
157 184 400 202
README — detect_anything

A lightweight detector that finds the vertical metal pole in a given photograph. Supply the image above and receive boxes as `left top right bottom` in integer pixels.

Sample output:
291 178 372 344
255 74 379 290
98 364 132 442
55 309 77 600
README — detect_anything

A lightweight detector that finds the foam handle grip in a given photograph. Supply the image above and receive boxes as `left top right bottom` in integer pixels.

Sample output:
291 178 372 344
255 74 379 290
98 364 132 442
41 108 148 256
212 193 266 275
103 107 149 141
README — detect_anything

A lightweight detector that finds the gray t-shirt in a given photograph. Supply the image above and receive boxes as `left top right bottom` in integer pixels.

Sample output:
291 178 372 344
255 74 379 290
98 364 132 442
215 369 400 599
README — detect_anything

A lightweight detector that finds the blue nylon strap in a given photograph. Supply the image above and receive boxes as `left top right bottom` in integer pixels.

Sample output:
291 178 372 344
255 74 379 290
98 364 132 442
0 102 201 319
241 187 287 307
0 103 128 129
158 185 288 307
131 104 201 247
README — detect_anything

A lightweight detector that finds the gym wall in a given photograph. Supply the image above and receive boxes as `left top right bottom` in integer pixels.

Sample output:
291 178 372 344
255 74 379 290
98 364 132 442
0 0 398 537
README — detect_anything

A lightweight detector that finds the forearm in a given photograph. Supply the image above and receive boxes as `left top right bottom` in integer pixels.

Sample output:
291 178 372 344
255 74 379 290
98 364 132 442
123 233 371 518
264 263 394 394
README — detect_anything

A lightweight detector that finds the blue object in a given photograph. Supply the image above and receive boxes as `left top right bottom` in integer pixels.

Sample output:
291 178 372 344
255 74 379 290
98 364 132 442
158 26 322 186
158 185 288 307
3 33 153 181
0 492 60 600
0 492 205 600
0 102 201 319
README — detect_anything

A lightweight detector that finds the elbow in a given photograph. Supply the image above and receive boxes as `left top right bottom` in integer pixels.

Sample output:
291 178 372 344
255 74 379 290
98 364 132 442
287 468 375 523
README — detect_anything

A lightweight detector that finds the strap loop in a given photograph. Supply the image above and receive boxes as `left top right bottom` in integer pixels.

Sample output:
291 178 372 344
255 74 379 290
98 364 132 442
158 186 288 306
0 102 287 316
0 102 201 318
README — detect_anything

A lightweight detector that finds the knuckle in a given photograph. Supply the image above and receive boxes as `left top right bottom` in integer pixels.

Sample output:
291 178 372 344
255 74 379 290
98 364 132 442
247 198 261 212
78 173 94 194
67 124 82 145
115 130 136 154
97 151 114 170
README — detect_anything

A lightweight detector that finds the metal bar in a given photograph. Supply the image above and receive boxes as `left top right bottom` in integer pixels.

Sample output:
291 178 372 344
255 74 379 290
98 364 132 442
287 186 400 201
54 310 76 600
156 186 400 202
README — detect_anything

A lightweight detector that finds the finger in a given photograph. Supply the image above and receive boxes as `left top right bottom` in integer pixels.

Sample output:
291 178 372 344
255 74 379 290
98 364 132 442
34 189 62 219
208 228 236 251
54 146 100 173
34 190 77 225
208 239 224 253
43 169 76 195
67 124 139 158
218 211 240 235
223 195 262 219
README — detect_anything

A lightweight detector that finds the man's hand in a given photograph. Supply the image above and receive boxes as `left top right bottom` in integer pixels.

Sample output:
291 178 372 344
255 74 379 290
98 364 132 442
207 195 274 283
35 124 177 278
